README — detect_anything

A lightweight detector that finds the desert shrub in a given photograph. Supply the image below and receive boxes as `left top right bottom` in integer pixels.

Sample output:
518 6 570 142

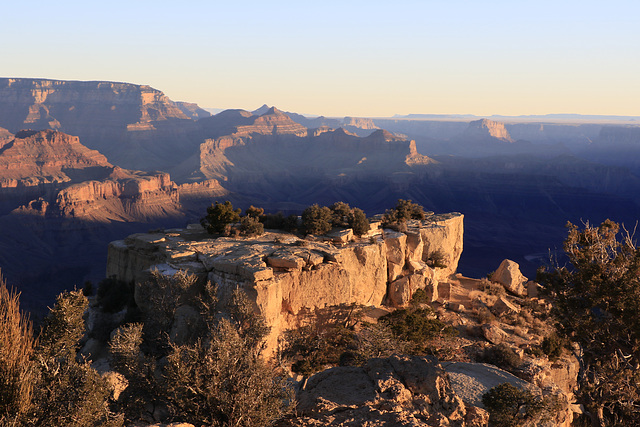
301 204 332 235
480 343 522 371
284 323 358 376
349 207 370 236
29 290 122 426
540 332 564 360
0 276 35 424
426 250 447 268
482 383 560 427
110 277 292 426
382 199 426 226
201 201 241 234
239 215 264 237
245 205 264 219
537 220 640 425
283 214 299 232
329 201 352 228
410 288 430 305
352 323 407 360
481 279 506 296
97 277 135 314
109 323 161 420
379 306 457 353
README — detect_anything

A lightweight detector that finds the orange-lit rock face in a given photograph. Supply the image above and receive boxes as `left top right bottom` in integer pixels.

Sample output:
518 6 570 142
0 129 111 188
106 213 463 354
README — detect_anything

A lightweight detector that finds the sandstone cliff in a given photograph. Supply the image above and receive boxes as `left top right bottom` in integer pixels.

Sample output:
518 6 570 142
463 119 513 142
191 108 435 184
106 213 463 352
343 116 379 130
0 129 112 189
0 78 206 172
0 78 192 133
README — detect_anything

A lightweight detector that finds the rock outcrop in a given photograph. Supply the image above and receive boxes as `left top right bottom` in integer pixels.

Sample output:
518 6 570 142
192 109 435 183
280 355 481 427
106 213 463 352
0 78 192 133
0 78 207 172
0 129 112 189
492 259 528 296
49 170 182 221
463 119 513 142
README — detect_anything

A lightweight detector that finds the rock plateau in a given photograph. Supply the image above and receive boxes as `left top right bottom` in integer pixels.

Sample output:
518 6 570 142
106 213 463 352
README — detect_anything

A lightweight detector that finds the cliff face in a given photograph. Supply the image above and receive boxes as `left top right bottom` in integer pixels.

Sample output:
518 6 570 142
343 116 379 130
0 78 206 172
106 213 463 352
48 170 181 221
192 109 435 184
0 129 112 188
464 119 513 142
0 78 191 132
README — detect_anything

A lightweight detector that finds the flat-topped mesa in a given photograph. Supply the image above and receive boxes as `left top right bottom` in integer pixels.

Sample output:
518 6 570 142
343 116 379 130
464 118 513 142
106 212 463 353
0 129 112 188
0 78 192 132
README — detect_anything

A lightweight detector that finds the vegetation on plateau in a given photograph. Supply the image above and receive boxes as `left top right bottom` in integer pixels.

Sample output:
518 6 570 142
202 199 438 239
201 200 375 238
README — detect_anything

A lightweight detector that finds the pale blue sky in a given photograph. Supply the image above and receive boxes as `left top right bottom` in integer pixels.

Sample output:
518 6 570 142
1 0 638 117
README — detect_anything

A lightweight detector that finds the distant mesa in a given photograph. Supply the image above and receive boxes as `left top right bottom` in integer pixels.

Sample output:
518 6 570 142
0 78 211 172
464 118 513 142
0 129 113 188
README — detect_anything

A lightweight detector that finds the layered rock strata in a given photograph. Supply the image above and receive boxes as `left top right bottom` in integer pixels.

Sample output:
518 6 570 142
106 213 463 351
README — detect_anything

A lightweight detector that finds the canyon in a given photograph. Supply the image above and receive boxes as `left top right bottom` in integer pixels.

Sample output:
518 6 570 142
1 77 639 314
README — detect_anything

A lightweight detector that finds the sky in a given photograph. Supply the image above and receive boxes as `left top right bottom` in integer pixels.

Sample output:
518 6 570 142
1 0 639 117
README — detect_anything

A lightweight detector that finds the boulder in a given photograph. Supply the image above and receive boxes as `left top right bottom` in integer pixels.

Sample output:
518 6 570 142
388 274 437 307
441 362 538 408
291 355 467 426
491 296 521 316
492 259 527 296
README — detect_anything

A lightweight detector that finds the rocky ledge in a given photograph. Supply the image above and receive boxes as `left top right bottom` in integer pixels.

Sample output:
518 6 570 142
106 213 463 352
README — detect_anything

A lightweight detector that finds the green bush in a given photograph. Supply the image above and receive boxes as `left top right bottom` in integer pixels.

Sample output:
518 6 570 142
541 332 564 360
480 343 522 371
245 205 264 218
284 324 358 376
537 220 640 424
201 201 241 234
349 207 370 236
410 288 430 305
426 250 447 269
301 204 332 235
239 215 264 237
482 383 560 427
30 290 123 426
379 306 457 352
329 202 352 228
383 199 426 226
